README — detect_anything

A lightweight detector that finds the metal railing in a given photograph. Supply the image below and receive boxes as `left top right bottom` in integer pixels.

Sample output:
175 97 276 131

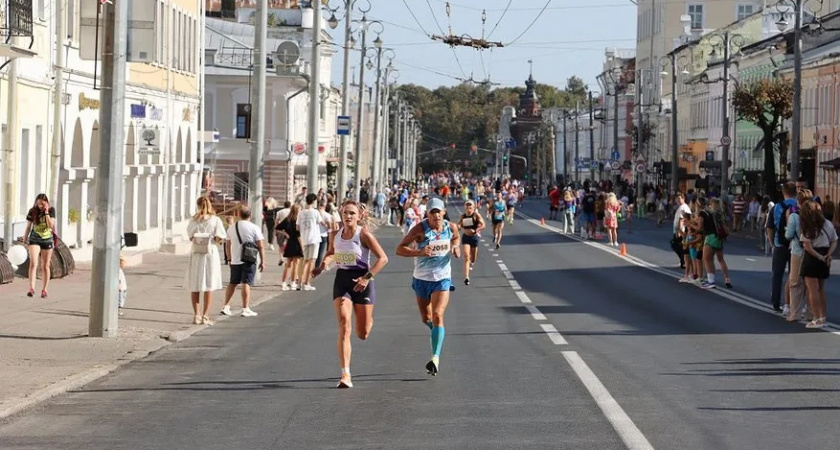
0 0 33 37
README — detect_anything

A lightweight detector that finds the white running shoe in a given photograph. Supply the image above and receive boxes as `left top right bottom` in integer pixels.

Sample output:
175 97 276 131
241 308 258 317
290 282 299 291
782 305 790 317
220 305 232 316
303 284 316 291
678 277 690 283
280 282 289 291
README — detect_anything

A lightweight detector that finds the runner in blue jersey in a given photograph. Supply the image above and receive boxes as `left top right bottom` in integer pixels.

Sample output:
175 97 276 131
491 191 507 249
396 198 461 376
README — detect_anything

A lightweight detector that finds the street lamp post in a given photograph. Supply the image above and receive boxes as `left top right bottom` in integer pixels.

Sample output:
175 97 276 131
351 15 383 201
368 37 386 195
775 0 829 183
328 0 371 200
588 91 595 182
306 0 323 193
659 53 690 194
702 31 745 196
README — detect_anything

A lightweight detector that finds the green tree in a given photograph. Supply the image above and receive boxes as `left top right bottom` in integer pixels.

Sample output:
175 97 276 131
732 78 794 195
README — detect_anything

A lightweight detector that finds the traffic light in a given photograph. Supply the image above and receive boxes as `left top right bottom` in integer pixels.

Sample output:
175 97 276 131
502 154 508 164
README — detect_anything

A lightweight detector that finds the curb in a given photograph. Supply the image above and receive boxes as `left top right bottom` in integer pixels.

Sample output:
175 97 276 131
0 289 280 421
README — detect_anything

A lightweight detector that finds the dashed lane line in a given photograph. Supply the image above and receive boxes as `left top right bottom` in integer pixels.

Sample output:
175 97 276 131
540 323 568 345
563 351 655 450
526 304 547 321
515 291 532 304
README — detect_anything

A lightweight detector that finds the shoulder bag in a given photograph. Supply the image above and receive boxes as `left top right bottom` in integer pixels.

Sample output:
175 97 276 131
236 222 259 264
192 219 211 254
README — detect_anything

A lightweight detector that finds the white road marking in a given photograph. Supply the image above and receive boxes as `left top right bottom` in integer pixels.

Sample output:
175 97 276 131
515 291 532 304
498 263 509 271
525 304 546 320
517 211 840 336
562 351 654 450
540 323 568 345
509 279 522 290
495 259 504 263
492 253 498 257
745 258 756 262
502 270 515 280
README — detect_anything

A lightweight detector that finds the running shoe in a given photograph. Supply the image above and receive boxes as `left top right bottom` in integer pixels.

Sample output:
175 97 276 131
220 305 232 316
725 279 733 289
782 305 790 317
495 243 500 249
700 281 716 289
337 376 353 388
678 277 690 283
805 319 825 329
464 277 470 286
426 357 439 376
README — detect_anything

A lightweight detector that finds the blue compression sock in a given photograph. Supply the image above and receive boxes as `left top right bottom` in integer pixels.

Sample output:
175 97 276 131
431 326 445 357
425 321 433 330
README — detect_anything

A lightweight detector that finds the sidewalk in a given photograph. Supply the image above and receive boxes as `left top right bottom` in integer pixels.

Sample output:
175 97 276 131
0 248 284 420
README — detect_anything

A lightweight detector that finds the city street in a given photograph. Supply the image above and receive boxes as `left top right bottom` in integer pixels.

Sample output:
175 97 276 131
1 205 839 449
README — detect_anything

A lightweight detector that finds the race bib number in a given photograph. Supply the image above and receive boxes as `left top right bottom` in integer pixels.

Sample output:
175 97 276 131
426 240 450 257
462 217 474 227
334 252 356 266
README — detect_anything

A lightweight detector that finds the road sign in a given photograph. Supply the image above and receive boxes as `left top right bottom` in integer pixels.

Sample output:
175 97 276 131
635 162 647 173
292 143 306 155
635 154 646 163
611 150 621 160
720 136 732 146
610 160 621 170
705 151 715 161
337 116 351 136
590 160 599 169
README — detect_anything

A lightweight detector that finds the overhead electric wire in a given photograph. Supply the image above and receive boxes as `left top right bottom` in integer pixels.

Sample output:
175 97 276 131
426 0 447 35
401 0 432 37
486 0 512 39
505 0 554 46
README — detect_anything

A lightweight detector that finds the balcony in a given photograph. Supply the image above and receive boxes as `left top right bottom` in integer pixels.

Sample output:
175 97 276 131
0 0 33 37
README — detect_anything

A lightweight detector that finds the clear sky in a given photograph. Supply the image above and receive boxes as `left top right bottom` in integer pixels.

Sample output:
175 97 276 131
325 0 638 92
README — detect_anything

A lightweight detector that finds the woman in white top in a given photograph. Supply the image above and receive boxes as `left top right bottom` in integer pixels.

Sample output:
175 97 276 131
185 196 227 325
798 199 838 328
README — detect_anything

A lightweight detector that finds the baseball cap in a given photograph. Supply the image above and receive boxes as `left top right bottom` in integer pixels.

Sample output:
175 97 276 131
464 199 475 206
427 198 445 212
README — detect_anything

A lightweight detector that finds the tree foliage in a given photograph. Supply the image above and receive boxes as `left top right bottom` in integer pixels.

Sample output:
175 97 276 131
732 78 794 195
395 77 589 173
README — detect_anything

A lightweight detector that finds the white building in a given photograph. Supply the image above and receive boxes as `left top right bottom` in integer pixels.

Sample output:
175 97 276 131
202 11 341 205
2 0 204 261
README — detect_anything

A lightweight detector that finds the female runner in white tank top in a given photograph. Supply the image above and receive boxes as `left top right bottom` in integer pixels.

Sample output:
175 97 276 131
312 201 388 388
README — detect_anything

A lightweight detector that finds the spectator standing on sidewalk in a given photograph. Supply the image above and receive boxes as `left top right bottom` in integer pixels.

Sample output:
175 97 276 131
274 201 291 265
767 182 797 312
23 194 56 298
785 189 811 322
732 194 746 232
186 196 227 325
747 195 761 231
221 207 265 317
671 193 692 269
278 205 303 290
263 197 279 251
315 200 333 270
698 197 732 289
799 199 837 328
298 194 324 291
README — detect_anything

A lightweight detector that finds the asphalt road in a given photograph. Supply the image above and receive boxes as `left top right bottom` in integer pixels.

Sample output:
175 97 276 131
1 203 839 449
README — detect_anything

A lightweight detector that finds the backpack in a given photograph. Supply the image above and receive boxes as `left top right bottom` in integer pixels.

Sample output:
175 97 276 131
775 202 793 247
711 210 729 241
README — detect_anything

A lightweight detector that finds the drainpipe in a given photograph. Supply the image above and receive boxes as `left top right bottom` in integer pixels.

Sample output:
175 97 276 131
3 55 19 252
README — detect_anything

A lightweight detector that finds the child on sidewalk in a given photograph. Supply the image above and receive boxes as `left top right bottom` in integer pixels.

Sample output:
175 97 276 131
118 256 127 316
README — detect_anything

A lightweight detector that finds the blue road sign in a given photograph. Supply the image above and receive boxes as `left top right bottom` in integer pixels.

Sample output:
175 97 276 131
611 150 621 160
337 116 351 136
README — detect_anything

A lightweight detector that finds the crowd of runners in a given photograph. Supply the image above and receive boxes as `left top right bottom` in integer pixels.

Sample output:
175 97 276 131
297 170 838 388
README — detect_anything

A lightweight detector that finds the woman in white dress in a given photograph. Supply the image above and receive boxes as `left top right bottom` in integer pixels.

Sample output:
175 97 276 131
186 196 227 325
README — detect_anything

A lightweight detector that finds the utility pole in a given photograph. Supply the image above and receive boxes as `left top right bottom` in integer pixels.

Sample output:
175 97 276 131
670 56 679 193
306 0 322 193
89 0 128 337
337 0 353 201
790 1 803 182
613 77 620 181
720 31 732 196
562 112 568 183
3 54 18 253
50 0 66 203
393 97 402 183
370 42 384 194
352 18 370 201
574 107 580 184
589 91 595 182
248 0 267 231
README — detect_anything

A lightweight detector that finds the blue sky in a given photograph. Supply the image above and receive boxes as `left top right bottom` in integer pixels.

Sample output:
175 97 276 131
326 0 638 91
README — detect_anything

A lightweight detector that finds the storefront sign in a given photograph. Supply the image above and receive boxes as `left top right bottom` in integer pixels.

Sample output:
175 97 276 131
130 104 146 118
79 93 100 111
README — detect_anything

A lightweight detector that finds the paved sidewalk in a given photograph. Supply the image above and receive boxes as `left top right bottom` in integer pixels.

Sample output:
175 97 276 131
0 248 287 420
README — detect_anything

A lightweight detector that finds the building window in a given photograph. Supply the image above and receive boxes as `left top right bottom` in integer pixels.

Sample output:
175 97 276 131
687 4 704 30
736 3 755 21
236 104 251 139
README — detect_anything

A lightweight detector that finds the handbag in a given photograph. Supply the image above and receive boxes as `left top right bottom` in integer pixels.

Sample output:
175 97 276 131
235 222 259 264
